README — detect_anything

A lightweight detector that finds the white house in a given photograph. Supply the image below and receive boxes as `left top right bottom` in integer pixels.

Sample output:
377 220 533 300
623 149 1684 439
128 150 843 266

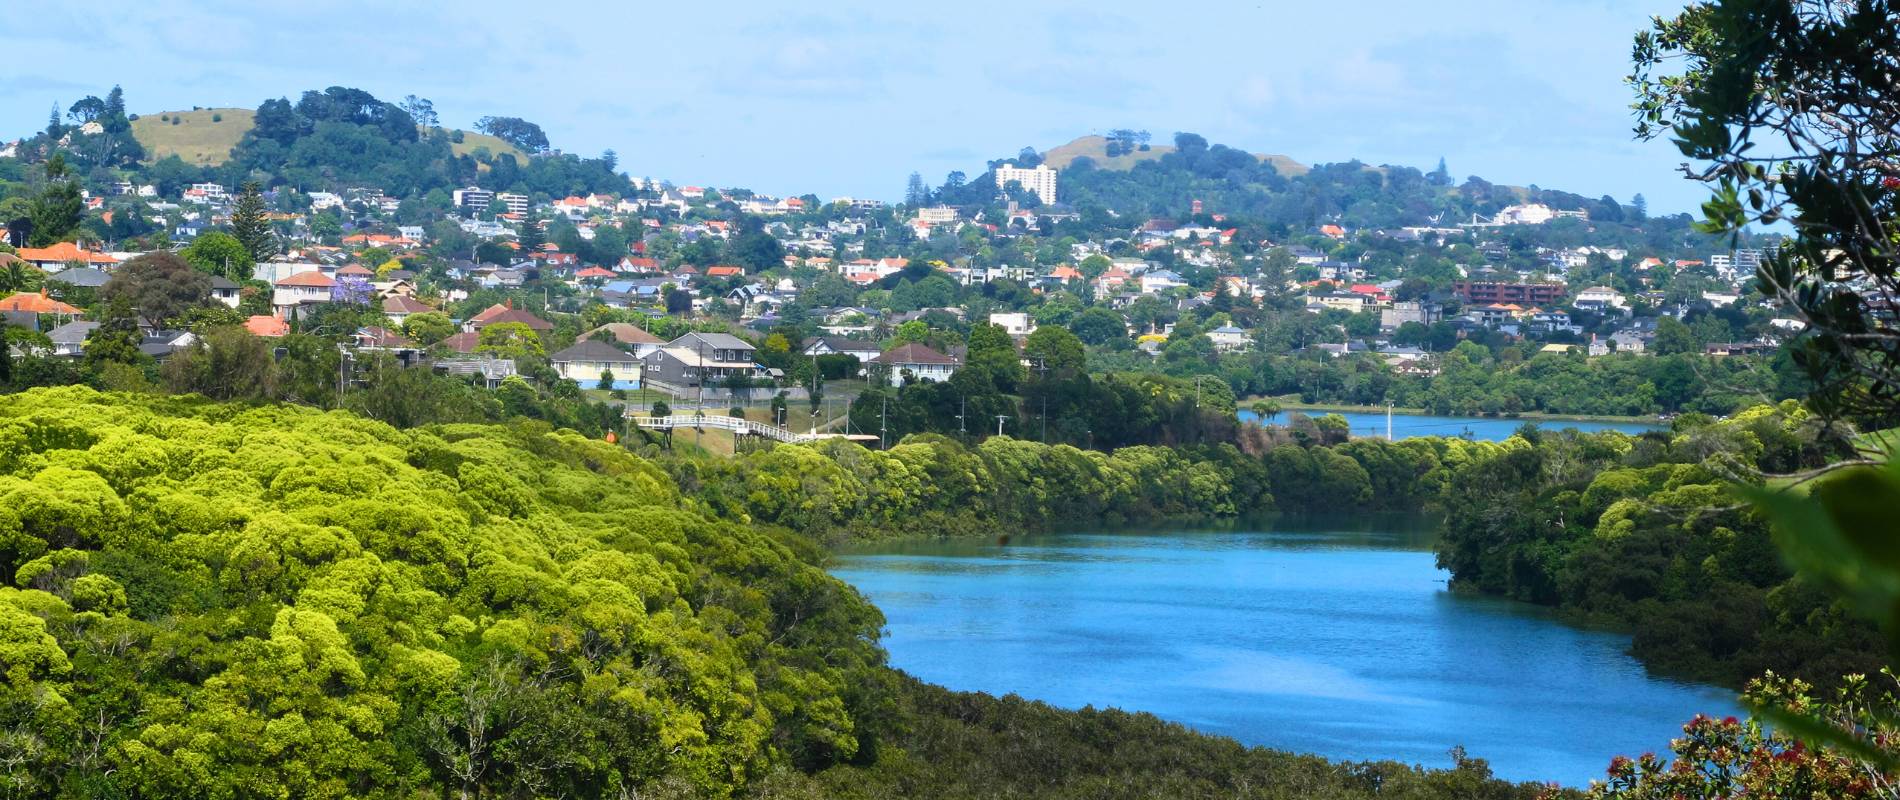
272 271 335 317
988 312 1036 337
549 340 643 389
1207 325 1251 352
870 343 960 387
1574 286 1628 310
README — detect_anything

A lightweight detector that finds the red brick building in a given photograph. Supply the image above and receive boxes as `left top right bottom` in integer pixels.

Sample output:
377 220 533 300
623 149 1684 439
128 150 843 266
1452 280 1568 306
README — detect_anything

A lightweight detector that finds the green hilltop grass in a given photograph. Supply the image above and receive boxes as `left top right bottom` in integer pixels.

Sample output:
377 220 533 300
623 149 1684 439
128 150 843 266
131 106 528 166
129 108 254 166
1041 134 1311 177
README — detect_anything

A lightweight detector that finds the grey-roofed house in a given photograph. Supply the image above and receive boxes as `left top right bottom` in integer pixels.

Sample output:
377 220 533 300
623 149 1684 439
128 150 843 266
209 275 241 308
801 336 882 363
640 333 764 388
44 267 109 289
47 320 98 356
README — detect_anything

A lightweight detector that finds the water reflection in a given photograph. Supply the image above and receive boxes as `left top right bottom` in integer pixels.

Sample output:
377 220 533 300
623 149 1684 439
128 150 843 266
831 515 1739 786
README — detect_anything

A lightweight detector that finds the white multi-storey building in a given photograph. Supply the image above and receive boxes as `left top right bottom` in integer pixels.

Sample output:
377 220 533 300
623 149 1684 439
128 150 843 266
994 163 1058 205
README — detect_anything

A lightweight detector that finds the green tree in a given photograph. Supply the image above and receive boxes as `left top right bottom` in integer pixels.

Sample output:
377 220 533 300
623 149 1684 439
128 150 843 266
27 154 84 247
230 181 278 263
160 325 274 400
1070 307 1127 345
1651 316 1699 356
181 231 255 282
517 215 545 255
477 321 545 360
102 251 212 329
83 295 146 369
597 368 615 391
402 312 456 346
1023 325 1086 376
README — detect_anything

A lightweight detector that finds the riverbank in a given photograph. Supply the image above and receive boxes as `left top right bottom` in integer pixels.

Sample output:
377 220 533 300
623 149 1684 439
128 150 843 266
1242 397 1665 425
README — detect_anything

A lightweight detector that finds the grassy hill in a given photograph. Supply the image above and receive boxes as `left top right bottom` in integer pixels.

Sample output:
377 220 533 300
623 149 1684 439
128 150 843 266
1042 134 1310 177
130 107 528 166
445 128 530 162
129 108 254 166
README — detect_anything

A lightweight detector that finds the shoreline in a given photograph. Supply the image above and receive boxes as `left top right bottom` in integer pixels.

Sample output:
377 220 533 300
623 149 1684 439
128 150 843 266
1239 398 1665 425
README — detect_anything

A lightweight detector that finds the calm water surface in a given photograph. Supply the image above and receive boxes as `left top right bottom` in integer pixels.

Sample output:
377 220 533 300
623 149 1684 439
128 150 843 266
1237 409 1662 440
831 518 1738 786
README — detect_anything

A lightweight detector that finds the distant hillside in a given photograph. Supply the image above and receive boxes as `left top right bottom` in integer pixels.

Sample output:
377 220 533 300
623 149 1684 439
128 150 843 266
130 108 254 165
129 107 528 166
1043 134 1310 177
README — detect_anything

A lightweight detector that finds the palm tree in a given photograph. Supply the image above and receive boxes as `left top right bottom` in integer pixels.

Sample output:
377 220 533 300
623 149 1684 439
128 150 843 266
0 261 40 293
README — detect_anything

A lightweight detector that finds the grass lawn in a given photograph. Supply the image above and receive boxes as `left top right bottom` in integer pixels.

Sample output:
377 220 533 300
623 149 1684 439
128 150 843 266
131 108 255 165
130 108 528 168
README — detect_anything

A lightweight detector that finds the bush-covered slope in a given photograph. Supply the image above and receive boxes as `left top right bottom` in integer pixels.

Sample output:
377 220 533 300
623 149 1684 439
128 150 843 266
0 386 887 798
0 387 1550 798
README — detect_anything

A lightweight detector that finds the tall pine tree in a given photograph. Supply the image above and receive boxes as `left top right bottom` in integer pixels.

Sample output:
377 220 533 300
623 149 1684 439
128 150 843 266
28 154 83 247
230 182 277 263
516 214 544 256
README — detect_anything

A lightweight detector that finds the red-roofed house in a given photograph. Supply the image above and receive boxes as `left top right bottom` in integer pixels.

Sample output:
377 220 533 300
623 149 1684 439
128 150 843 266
0 291 82 316
17 242 118 271
273 270 336 316
575 266 617 281
706 265 745 278
617 256 659 273
244 315 290 337
382 295 435 326
464 300 554 333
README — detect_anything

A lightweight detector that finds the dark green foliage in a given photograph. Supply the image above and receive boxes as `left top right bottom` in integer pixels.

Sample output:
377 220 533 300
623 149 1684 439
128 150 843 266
229 181 277 263
758 675 1544 800
227 88 624 200
27 155 83 247
1434 404 1884 688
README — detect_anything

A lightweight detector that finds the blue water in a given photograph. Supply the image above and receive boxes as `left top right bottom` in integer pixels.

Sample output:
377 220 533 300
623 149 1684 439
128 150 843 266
1238 409 1662 440
831 520 1738 786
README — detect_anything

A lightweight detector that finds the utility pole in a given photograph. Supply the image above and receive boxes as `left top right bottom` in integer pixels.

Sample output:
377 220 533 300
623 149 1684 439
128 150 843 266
695 337 705 449
879 393 888 450
995 414 1009 437
957 394 966 441
1033 357 1049 443
1387 403 1394 441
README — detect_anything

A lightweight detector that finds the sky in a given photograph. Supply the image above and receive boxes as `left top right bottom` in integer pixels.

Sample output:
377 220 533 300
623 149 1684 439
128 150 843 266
1 0 1707 213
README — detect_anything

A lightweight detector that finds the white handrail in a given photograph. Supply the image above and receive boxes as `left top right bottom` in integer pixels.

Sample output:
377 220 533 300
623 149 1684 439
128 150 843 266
626 414 821 443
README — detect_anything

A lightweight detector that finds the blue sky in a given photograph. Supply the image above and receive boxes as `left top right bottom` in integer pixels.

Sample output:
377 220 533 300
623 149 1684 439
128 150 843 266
1 0 1705 213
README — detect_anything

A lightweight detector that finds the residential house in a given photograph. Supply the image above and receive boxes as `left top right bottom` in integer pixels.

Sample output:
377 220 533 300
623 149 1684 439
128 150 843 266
272 271 336 318
1207 325 1252 352
1138 270 1187 294
46 320 98 356
870 343 960 387
43 266 109 290
435 355 517 388
801 336 882 363
0 291 82 318
640 332 763 387
550 340 643 389
382 295 435 327
244 315 290 338
581 323 665 357
1306 292 1371 313
1573 286 1628 311
16 242 118 271
988 312 1036 337
209 275 241 308
1380 301 1442 332
464 301 554 333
